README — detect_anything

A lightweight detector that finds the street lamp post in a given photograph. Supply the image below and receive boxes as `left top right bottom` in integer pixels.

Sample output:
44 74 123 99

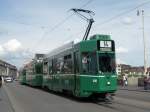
142 10 148 77
137 9 148 77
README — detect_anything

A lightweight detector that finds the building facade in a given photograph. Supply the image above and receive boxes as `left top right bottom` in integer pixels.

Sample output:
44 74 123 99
0 60 17 78
116 64 150 77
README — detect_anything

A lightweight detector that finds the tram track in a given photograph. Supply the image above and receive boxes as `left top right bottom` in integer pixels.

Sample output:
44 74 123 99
91 95 150 112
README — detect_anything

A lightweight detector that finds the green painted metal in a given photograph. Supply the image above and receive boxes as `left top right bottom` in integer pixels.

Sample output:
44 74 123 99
42 74 117 97
26 74 43 86
90 34 111 40
43 74 75 92
19 69 26 85
75 74 117 97
80 40 97 52
25 61 43 87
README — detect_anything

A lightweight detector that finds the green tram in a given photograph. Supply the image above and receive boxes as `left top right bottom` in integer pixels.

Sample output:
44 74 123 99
19 9 117 99
25 54 44 87
42 34 117 98
19 68 26 85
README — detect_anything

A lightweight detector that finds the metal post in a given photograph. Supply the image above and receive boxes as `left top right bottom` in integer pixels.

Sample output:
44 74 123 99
71 8 95 41
141 10 148 77
83 18 94 41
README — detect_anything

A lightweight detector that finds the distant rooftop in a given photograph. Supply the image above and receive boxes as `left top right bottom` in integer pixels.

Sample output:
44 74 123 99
0 59 17 69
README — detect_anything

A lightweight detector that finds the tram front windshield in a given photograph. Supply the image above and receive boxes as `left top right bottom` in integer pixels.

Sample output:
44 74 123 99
98 54 116 73
81 52 116 74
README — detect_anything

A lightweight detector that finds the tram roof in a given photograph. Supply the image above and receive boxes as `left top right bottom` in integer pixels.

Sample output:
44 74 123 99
45 41 74 58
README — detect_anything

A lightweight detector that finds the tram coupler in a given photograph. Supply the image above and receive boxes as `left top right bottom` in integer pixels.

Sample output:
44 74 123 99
105 93 114 102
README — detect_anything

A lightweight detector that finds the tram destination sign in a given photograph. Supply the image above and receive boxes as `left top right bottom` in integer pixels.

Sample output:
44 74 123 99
97 40 112 51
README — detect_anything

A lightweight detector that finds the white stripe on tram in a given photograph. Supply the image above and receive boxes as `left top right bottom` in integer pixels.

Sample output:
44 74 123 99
44 74 117 78
77 75 105 77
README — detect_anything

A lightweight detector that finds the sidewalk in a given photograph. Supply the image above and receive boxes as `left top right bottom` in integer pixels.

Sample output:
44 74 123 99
118 86 150 92
0 86 14 112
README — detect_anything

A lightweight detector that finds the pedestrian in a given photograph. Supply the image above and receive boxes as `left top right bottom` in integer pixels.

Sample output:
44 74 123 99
144 76 148 90
147 74 150 90
125 77 128 86
123 74 127 87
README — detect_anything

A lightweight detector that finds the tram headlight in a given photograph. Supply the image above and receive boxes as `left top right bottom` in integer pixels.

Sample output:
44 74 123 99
107 81 110 85
92 79 97 83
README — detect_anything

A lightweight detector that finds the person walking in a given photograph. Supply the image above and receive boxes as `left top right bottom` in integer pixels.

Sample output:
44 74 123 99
125 76 128 86
0 75 2 88
123 74 127 87
144 76 148 90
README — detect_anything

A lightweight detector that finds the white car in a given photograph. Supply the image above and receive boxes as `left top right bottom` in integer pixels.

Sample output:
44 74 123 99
4 77 13 83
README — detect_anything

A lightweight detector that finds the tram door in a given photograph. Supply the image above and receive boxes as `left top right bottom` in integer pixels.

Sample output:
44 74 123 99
74 51 80 74
74 51 80 92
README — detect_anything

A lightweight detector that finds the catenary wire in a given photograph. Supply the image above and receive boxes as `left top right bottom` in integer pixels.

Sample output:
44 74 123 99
31 0 94 50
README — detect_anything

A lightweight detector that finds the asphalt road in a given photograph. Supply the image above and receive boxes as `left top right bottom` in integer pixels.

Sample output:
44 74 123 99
2 82 150 112
116 89 150 103
0 86 15 112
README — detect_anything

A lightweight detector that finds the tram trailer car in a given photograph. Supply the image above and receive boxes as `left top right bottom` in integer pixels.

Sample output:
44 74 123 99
19 68 26 85
43 34 117 98
25 54 44 87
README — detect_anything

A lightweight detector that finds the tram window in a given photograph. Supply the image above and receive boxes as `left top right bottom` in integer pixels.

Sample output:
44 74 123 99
74 52 80 74
22 69 26 76
48 60 53 74
35 63 43 74
89 52 97 74
43 62 48 74
98 54 116 73
57 57 63 74
27 69 33 75
82 52 97 74
82 53 89 73
59 61 64 73
53 58 64 74
62 54 73 74
53 59 57 74
112 41 115 51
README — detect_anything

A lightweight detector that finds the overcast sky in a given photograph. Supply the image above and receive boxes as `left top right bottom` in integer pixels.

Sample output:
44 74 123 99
0 0 150 68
